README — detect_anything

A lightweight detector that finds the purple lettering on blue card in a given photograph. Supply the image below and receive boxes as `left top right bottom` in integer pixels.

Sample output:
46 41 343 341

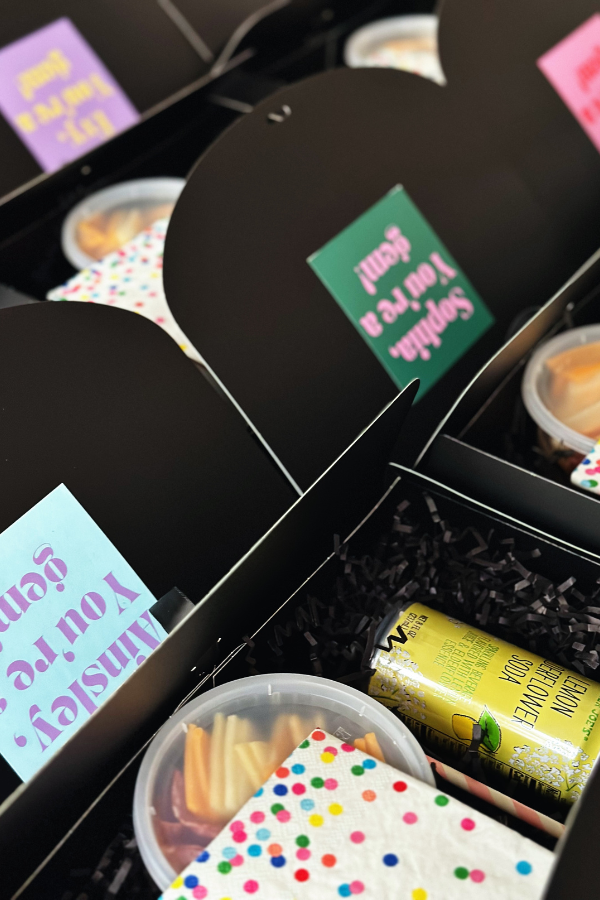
0 484 166 781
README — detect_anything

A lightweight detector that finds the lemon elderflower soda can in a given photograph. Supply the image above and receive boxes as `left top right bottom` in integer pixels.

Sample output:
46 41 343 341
369 602 600 808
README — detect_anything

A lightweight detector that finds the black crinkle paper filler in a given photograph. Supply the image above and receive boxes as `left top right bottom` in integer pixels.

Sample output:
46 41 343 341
250 490 600 683
244 488 600 845
57 821 160 900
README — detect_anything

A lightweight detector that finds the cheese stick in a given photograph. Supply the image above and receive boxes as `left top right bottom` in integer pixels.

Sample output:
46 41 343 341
234 742 264 792
364 732 385 762
209 713 226 815
223 714 243 814
184 724 211 817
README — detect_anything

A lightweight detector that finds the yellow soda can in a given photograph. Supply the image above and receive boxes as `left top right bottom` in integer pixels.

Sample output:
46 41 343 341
369 601 600 808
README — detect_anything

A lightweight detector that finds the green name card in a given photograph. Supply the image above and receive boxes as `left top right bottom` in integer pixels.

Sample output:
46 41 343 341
308 186 494 398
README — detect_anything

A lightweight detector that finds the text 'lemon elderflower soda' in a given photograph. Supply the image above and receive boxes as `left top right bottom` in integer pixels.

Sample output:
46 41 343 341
369 602 600 809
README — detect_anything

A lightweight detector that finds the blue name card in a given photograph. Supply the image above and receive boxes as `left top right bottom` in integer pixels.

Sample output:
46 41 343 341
0 484 167 780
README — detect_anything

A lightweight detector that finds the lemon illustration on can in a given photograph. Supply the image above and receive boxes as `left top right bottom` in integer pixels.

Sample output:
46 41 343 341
452 714 477 741
452 707 501 753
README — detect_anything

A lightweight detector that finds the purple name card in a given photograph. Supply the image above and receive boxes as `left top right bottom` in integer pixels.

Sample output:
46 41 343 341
0 17 140 173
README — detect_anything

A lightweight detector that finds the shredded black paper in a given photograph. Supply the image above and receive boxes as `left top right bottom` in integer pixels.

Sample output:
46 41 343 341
249 491 600 685
241 487 600 841
58 821 159 900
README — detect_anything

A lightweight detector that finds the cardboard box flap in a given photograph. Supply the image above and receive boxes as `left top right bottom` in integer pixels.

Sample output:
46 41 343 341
218 464 600 900
164 1 600 476
421 434 600 558
546 761 600 899
164 66 549 487
168 0 369 73
0 301 297 602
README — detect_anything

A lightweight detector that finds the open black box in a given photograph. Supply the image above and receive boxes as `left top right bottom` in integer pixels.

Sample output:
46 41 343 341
24 462 600 900
11 256 600 897
236 464 600 900
418 248 600 557
243 464 600 900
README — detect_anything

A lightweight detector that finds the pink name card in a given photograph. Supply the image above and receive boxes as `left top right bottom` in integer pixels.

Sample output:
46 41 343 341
538 14 600 153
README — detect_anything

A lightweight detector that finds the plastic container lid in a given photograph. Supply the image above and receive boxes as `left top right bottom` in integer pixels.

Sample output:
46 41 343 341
61 177 185 270
521 325 600 456
133 673 433 889
344 15 445 85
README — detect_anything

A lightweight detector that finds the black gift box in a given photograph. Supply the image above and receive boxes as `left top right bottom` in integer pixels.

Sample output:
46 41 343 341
21 462 600 900
162 0 600 483
230 464 600 900
418 248 600 556
9 262 600 896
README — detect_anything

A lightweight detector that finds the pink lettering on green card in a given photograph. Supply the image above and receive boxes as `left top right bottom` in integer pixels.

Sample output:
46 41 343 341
308 186 494 399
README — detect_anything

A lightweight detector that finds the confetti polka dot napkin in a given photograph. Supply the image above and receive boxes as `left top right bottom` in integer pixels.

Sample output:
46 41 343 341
48 219 203 365
160 729 553 900
571 441 600 495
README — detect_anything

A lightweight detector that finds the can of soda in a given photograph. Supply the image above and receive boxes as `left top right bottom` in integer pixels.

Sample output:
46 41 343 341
369 601 600 808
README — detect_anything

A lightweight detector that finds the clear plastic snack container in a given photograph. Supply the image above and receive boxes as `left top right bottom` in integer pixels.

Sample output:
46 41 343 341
344 15 445 85
133 673 433 889
522 325 600 469
61 177 185 269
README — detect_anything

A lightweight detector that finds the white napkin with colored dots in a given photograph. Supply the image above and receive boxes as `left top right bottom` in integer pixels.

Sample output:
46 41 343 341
47 218 203 365
160 729 553 900
571 441 600 495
